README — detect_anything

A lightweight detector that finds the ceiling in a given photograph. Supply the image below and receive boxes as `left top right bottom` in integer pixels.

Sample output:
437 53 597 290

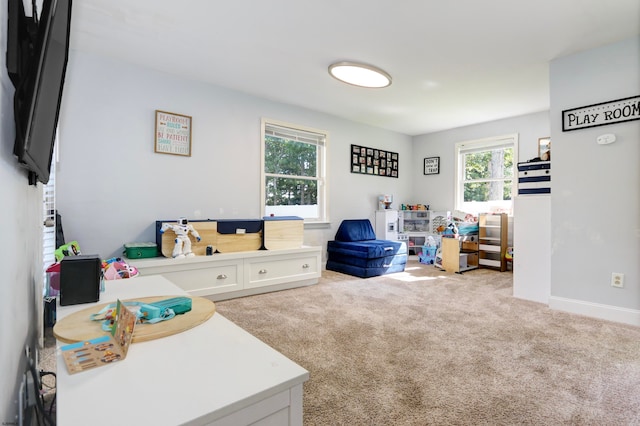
67 0 639 136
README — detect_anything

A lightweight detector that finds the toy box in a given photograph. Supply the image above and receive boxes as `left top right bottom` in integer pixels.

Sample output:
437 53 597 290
216 219 263 253
156 220 217 257
262 216 304 250
123 242 158 259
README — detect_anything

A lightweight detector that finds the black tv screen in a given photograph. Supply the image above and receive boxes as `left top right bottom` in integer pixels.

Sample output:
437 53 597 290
10 0 72 185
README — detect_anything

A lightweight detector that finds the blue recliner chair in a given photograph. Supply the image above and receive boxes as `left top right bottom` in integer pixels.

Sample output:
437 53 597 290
326 219 407 278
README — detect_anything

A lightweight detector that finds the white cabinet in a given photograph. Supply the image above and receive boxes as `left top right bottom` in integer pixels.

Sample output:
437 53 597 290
513 196 550 303
374 209 399 240
128 246 322 301
55 276 309 426
160 258 243 296
245 251 320 289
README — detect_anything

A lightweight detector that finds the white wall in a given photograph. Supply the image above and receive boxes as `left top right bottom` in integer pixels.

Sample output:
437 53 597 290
0 5 43 420
411 111 550 210
56 51 413 259
549 37 640 323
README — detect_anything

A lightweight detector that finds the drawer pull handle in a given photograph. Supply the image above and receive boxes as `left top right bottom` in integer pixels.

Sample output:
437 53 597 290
259 269 267 274
302 264 310 269
217 274 228 280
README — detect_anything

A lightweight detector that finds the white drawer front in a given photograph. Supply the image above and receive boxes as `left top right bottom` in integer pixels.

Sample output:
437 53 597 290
479 244 500 252
163 262 242 296
246 255 319 289
479 258 501 268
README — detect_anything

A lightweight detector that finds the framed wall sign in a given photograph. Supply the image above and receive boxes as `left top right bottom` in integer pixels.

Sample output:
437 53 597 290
538 137 551 160
423 157 440 175
155 110 192 156
350 144 398 178
562 95 640 131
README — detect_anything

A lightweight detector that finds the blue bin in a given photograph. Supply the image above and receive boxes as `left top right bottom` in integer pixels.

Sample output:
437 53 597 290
419 246 437 265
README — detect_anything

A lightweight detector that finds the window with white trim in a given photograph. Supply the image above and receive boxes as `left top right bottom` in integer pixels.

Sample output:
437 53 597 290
454 134 518 216
261 119 328 222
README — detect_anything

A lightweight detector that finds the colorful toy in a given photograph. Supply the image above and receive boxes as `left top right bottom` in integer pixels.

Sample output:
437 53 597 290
103 258 139 280
443 222 459 238
159 217 201 258
54 240 81 261
505 247 513 262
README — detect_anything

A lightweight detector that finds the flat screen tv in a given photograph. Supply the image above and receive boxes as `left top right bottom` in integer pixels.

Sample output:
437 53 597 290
8 0 72 185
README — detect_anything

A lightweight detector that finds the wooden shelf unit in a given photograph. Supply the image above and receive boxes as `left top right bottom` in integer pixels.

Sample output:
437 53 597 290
478 213 508 271
442 235 479 273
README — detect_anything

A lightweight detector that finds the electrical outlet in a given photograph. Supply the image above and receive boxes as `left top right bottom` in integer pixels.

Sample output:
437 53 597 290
611 272 624 288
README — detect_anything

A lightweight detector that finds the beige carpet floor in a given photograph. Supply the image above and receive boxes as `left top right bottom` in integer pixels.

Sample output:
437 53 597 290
215 261 640 425
40 260 640 425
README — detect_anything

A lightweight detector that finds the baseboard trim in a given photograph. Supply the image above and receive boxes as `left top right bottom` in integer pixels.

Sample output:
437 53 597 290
549 296 640 326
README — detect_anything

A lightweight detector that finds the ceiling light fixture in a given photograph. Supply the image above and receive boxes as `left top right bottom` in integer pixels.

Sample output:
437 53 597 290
328 61 392 88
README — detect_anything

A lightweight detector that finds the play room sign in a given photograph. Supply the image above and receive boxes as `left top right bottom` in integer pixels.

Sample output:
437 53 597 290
562 95 640 131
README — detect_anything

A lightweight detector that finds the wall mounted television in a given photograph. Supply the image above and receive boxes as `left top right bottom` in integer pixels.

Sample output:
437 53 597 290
7 0 72 185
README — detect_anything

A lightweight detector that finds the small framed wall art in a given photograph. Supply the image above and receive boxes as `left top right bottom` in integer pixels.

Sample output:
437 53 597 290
155 110 192 157
538 137 551 161
350 144 398 178
423 157 440 175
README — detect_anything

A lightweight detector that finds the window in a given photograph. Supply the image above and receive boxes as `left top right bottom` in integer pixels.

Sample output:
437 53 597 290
261 119 328 222
454 134 518 216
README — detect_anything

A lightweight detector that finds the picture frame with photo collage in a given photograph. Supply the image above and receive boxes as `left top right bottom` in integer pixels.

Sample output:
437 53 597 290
350 144 398 178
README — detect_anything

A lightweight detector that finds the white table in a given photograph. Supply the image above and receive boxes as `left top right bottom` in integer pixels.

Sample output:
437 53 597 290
55 275 309 425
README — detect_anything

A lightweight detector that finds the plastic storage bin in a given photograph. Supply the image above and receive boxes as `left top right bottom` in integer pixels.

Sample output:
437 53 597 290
419 245 438 265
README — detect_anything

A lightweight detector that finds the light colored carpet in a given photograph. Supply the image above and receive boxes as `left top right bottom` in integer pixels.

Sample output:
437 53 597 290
215 260 640 425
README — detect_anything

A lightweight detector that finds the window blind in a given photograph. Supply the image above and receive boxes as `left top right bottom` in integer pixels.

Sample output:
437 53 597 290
265 123 326 146
458 136 514 155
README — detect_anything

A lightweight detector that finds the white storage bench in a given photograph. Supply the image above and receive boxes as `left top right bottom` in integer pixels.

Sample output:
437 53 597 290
127 246 322 301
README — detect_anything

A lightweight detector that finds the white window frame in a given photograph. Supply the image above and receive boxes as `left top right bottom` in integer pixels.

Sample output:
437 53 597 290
454 133 518 216
261 118 329 224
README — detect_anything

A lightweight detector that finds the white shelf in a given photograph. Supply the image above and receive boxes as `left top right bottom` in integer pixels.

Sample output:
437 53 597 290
479 258 501 268
478 213 508 271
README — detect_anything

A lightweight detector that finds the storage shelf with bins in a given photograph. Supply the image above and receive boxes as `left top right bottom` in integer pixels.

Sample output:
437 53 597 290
478 213 508 271
398 210 449 255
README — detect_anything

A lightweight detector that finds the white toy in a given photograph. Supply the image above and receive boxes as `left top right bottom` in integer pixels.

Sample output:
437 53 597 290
160 217 201 258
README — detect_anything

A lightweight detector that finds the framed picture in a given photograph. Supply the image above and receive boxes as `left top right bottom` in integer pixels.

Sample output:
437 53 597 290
350 144 398 178
155 110 192 157
423 157 440 175
538 137 551 161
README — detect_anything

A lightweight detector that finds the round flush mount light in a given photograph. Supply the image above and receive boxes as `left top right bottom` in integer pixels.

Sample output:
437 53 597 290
328 61 392 88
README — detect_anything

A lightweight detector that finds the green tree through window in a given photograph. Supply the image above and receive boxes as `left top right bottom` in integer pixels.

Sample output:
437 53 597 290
265 136 318 206
463 147 513 202
455 134 517 215
262 120 327 221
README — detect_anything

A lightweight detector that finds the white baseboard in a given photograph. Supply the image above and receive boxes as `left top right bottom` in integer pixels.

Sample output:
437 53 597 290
549 296 640 326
